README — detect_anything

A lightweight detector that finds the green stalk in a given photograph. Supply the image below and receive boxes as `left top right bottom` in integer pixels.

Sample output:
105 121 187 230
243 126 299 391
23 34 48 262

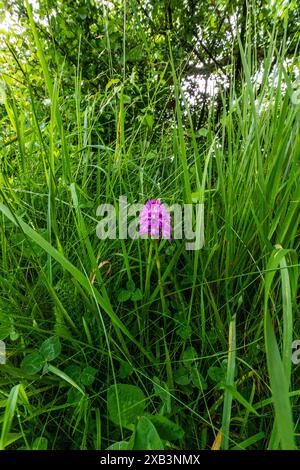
154 241 167 318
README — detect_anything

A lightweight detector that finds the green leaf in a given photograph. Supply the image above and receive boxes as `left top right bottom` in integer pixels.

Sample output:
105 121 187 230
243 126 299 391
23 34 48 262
64 365 82 381
181 346 197 365
190 366 207 390
196 128 208 137
148 415 184 440
0 385 20 450
232 432 265 450
107 384 146 427
131 288 143 301
127 46 144 62
264 248 296 449
78 6 87 19
117 289 131 303
39 336 61 362
0 312 13 341
145 114 154 129
10 330 19 341
67 387 83 404
106 441 129 450
81 366 97 386
32 437 48 450
47 364 85 396
191 191 202 202
42 363 50 374
173 367 190 386
126 280 136 292
219 383 259 416
20 352 45 375
119 362 133 379
208 366 225 383
3 433 22 447
133 416 164 450
105 78 120 92
122 94 131 104
153 377 171 414
264 312 295 449
177 322 192 340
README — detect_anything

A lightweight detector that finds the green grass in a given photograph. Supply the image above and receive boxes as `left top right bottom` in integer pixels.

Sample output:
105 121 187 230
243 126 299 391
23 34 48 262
0 12 299 450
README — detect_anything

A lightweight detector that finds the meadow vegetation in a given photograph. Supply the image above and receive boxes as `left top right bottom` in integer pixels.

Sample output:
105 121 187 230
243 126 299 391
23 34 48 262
0 0 299 450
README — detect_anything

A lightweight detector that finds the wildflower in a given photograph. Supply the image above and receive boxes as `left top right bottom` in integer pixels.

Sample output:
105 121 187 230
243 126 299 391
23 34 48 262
139 199 172 240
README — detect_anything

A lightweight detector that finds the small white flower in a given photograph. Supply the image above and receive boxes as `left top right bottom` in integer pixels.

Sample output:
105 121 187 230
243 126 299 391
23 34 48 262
43 98 51 107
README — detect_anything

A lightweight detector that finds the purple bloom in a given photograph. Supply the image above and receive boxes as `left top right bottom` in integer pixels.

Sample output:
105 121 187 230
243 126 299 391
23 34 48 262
139 199 172 240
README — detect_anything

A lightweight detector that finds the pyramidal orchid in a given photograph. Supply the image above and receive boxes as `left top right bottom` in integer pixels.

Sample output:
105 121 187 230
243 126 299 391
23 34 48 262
139 199 172 240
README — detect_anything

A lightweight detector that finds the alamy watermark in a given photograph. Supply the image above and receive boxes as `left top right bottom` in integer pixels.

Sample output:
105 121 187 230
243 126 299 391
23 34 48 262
1 338 299 366
96 196 204 250
0 340 6 365
291 79 300 105
292 340 300 365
